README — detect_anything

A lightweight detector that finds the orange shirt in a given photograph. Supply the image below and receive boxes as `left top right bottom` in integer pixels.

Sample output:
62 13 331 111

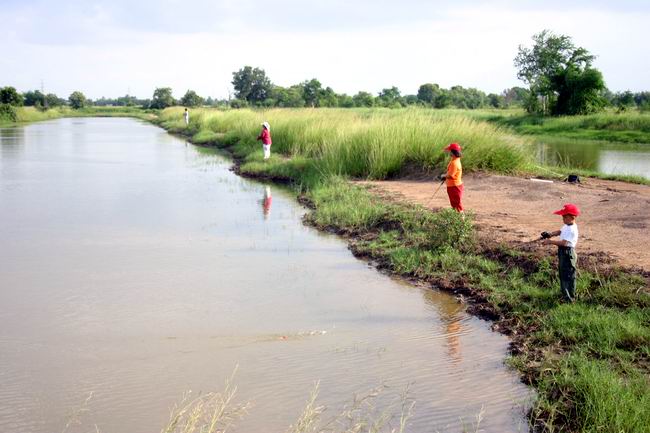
446 157 462 187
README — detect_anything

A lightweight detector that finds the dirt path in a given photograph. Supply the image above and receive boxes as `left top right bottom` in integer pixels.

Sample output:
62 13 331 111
363 173 650 270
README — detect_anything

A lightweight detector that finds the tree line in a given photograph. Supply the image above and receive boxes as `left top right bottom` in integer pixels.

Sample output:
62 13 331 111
2 31 649 116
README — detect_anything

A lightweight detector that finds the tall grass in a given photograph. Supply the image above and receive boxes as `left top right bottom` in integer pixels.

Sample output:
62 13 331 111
480 110 650 144
158 107 530 179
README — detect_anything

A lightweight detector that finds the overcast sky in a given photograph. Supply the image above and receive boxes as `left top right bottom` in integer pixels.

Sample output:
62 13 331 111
1 0 649 100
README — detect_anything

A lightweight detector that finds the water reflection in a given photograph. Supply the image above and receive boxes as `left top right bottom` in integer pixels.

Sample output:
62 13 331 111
262 185 272 220
422 291 465 365
535 137 650 178
0 125 25 158
0 118 531 433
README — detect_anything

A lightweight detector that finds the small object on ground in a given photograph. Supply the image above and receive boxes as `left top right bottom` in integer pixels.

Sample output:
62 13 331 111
565 174 581 184
529 178 553 183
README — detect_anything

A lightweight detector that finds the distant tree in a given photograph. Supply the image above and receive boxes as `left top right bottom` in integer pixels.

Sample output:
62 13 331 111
180 90 204 107
0 86 24 106
68 91 87 109
23 90 45 107
116 95 137 106
229 98 248 109
433 90 451 108
272 85 305 107
338 94 355 108
301 79 322 107
150 87 175 109
46 93 66 107
403 95 419 105
634 91 650 108
417 83 441 106
353 91 375 107
502 87 529 106
487 93 505 108
232 66 272 104
514 30 604 115
378 87 402 107
613 91 635 111
318 86 339 107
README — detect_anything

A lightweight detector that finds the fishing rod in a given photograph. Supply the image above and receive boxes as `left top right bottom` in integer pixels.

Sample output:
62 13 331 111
425 179 446 207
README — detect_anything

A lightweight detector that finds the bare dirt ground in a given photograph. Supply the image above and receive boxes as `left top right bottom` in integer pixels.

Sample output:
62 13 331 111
363 173 650 270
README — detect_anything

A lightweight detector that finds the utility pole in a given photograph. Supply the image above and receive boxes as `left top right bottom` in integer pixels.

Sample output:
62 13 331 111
41 79 48 108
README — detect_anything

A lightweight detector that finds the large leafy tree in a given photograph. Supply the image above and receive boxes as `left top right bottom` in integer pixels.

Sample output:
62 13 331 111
353 91 375 107
301 79 322 107
151 87 175 109
515 30 604 115
378 87 402 107
231 66 272 104
23 90 46 107
180 90 204 107
416 83 441 106
68 91 87 109
46 93 66 107
0 86 24 106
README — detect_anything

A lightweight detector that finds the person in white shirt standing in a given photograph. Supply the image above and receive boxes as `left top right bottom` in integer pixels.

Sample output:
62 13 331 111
183 108 189 125
541 203 580 302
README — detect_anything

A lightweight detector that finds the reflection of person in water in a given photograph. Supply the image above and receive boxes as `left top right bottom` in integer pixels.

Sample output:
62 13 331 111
262 185 272 219
422 291 464 365
443 315 462 364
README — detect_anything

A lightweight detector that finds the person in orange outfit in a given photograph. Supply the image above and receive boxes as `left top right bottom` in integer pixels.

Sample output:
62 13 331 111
438 142 464 212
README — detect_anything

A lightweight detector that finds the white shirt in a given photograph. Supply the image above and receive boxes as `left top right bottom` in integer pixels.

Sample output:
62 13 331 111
560 223 579 248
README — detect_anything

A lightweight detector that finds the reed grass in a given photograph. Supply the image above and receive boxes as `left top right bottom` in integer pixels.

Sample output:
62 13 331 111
480 110 650 144
158 107 530 179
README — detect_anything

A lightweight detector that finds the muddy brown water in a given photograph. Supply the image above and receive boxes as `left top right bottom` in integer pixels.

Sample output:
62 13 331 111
0 118 531 433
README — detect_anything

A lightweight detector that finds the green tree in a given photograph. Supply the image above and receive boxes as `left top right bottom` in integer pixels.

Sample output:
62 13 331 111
551 66 605 115
338 94 355 108
514 30 602 115
378 87 402 107
68 91 87 109
180 89 204 107
0 87 24 106
318 86 339 107
46 93 66 107
151 87 175 109
433 90 451 108
502 87 529 106
272 85 305 107
302 79 322 107
417 83 441 106
23 90 45 107
353 91 375 107
232 66 272 104
487 93 505 108
116 95 137 106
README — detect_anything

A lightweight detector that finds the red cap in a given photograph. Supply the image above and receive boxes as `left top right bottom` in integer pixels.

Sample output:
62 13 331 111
553 203 581 216
444 142 461 152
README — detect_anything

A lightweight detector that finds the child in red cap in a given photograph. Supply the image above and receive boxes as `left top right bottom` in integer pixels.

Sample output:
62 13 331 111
438 143 463 212
541 203 580 302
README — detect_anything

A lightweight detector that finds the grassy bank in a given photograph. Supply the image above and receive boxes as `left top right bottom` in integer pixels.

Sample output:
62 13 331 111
154 106 650 433
478 109 650 144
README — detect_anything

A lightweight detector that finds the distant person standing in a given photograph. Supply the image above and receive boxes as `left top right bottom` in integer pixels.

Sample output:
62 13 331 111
257 121 272 160
183 108 189 125
438 142 464 212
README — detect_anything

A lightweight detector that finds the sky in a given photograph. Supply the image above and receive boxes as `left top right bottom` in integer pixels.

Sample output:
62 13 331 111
1 0 649 100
